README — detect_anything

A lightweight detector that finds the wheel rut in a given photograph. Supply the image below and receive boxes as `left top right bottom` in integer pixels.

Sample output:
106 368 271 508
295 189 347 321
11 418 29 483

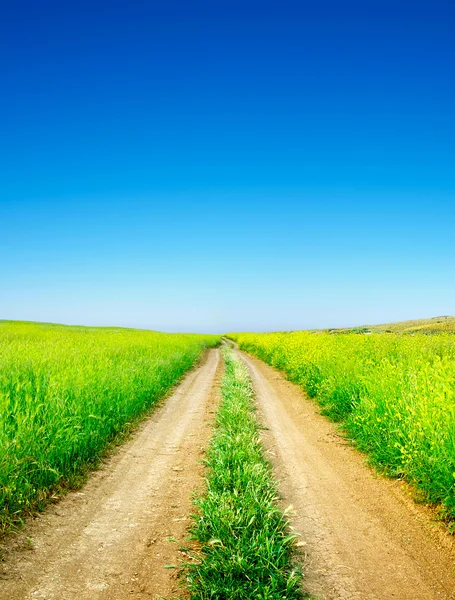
1 348 221 600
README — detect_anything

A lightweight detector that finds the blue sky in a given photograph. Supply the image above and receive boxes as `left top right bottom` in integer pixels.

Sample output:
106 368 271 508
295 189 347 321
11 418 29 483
1 1 454 332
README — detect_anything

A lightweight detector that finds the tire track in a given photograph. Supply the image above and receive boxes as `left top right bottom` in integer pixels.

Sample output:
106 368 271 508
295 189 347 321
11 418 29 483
1 348 221 600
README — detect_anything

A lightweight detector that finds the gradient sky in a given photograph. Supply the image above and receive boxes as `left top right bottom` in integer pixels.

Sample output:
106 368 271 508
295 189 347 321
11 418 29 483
1 1 454 333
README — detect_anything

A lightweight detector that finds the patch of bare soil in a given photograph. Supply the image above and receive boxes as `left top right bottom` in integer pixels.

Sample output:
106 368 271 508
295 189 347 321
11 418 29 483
238 350 455 600
1 349 221 600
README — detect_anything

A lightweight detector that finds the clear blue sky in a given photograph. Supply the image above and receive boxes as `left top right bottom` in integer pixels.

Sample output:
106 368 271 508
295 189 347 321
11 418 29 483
1 1 454 333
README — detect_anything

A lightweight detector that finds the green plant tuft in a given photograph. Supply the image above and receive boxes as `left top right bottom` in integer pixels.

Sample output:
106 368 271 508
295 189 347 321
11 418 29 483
184 346 303 599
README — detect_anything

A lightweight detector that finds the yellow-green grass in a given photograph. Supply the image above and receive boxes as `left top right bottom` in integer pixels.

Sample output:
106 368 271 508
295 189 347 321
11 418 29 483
0 321 219 533
231 331 455 523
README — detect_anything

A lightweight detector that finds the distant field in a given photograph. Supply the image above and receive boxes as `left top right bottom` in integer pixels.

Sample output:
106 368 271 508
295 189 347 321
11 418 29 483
326 315 455 335
369 315 455 333
231 330 455 521
0 321 219 532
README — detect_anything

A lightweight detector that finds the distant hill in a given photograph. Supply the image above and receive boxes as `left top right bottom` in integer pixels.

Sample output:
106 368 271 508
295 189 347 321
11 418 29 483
368 316 455 334
326 316 455 335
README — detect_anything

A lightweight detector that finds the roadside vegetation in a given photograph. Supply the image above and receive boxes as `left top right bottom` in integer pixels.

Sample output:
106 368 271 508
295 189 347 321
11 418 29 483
231 331 455 523
184 346 302 599
0 320 219 533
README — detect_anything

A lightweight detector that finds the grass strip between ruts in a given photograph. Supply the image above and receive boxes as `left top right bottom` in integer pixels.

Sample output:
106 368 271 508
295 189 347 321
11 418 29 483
183 346 303 599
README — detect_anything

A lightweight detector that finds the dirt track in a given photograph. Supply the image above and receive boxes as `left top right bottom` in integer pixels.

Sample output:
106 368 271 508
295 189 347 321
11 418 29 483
3 345 455 600
1 349 221 600
238 350 455 600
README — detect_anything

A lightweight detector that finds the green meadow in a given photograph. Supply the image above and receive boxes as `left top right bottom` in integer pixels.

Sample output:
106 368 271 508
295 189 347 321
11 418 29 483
232 330 455 522
0 321 219 532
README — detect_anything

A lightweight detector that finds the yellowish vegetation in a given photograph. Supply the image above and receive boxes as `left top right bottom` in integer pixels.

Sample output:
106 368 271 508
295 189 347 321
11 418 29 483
0 321 219 532
231 330 455 522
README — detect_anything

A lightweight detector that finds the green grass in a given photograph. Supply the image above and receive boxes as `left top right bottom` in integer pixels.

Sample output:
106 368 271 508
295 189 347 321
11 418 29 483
0 320 219 533
231 331 455 523
184 346 303 599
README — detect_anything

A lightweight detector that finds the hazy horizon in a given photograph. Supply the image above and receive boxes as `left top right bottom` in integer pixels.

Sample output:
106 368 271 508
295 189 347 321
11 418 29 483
2 313 453 336
2 2 454 332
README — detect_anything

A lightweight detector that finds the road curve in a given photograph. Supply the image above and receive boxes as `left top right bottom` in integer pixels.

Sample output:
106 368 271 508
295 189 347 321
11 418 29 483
237 349 455 600
1 348 221 600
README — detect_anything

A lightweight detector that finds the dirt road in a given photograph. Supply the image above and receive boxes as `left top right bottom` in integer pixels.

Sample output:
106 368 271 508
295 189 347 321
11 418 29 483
1 349 221 600
4 345 455 600
238 350 455 600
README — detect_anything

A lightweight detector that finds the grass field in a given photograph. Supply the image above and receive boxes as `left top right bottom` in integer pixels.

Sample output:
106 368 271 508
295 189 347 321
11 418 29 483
185 346 302 598
0 321 219 533
231 330 455 522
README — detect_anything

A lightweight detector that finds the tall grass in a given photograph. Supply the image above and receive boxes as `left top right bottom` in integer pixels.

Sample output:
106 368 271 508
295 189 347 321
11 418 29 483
232 331 455 521
0 321 219 532
184 347 302 598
